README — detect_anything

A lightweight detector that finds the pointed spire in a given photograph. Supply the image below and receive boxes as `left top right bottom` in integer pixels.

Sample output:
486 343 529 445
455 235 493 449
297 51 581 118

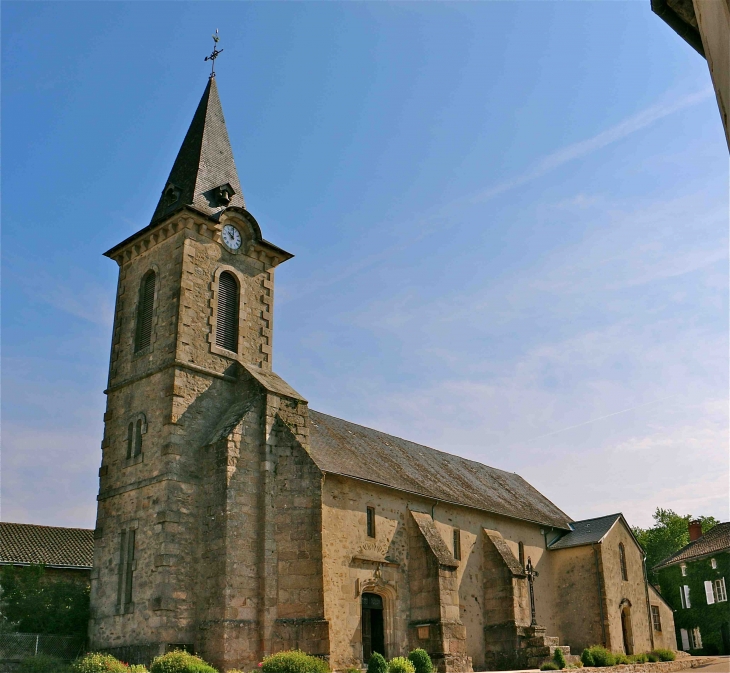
151 77 245 224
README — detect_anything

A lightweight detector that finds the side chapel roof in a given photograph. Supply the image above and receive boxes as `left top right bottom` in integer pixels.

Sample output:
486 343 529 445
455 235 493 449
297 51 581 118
547 513 624 550
653 521 730 570
0 522 94 569
308 410 573 530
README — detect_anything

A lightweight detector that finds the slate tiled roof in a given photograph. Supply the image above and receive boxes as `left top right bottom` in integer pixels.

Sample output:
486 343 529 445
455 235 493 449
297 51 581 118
308 410 573 530
653 521 730 570
150 77 245 225
547 513 623 550
0 522 94 569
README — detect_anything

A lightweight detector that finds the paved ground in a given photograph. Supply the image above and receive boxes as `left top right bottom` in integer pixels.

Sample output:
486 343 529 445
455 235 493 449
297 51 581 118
686 656 730 672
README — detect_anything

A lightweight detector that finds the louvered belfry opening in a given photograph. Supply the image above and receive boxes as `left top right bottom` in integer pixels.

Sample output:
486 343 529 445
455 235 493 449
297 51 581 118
216 271 239 352
134 271 156 352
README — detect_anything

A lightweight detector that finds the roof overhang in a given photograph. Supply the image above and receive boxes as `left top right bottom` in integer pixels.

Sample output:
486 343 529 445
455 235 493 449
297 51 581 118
651 0 706 56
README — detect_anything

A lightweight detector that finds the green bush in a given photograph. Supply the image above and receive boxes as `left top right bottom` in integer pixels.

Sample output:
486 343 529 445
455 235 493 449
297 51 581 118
580 647 615 668
367 653 387 673
387 658 414 673
646 653 659 663
260 651 328 673
72 653 129 673
407 650 432 673
553 648 566 670
650 649 675 662
130 667 148 673
150 651 216 673
20 655 69 673
540 664 559 671
613 653 629 665
628 654 647 664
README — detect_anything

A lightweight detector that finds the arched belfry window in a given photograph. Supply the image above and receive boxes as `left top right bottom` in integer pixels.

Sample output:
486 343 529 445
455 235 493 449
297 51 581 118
216 271 239 352
126 413 146 460
619 542 628 581
134 270 156 352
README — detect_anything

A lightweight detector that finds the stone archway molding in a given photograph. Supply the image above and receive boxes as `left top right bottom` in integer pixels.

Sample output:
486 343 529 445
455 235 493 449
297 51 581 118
357 567 397 660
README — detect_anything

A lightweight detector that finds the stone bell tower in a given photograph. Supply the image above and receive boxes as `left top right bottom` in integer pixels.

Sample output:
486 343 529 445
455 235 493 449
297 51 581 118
89 75 329 668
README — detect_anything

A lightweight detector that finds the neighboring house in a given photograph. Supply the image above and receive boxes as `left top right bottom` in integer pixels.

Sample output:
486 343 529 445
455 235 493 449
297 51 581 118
87 73 680 672
650 0 730 150
654 521 730 655
548 514 676 655
0 521 94 584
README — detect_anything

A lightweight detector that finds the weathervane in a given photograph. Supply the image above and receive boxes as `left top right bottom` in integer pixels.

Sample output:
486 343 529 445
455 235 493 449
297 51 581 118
525 557 539 627
205 29 223 78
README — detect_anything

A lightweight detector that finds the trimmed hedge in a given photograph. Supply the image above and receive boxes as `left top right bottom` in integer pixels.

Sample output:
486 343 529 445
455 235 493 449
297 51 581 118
72 653 130 673
367 653 387 673
553 648 566 670
260 651 329 673
387 658 414 673
580 646 614 668
20 655 69 673
150 651 216 673
407 650 432 673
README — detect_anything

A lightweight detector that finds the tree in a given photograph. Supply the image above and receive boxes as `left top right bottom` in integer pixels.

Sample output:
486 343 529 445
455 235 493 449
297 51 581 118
632 508 720 581
0 565 90 637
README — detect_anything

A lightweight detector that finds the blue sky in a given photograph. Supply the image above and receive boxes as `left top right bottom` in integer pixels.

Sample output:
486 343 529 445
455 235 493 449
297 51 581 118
2 1 727 530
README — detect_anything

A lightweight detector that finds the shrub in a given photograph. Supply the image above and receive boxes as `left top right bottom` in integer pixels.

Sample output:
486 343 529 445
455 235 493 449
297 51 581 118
72 653 129 673
580 647 614 668
540 664 559 671
407 650 432 673
553 648 566 670
344 668 361 673
613 653 629 665
150 651 216 673
260 651 328 673
20 655 69 673
130 667 148 673
628 654 647 664
387 658 414 673
646 653 659 663
651 650 675 662
367 653 387 673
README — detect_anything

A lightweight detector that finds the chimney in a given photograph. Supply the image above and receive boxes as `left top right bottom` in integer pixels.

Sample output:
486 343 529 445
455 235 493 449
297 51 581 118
689 519 703 541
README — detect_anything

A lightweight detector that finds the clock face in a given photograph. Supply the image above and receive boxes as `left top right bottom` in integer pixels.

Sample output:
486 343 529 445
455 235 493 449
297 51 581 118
222 224 242 250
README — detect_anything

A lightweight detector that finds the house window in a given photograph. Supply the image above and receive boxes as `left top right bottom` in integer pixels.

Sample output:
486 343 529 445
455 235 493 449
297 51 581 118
215 271 239 352
715 577 727 602
518 541 525 568
618 543 628 581
680 584 691 609
705 580 716 605
366 507 375 538
453 528 461 561
680 628 690 651
711 558 718 569
650 605 662 632
681 563 687 576
117 528 136 611
134 270 156 353
690 627 702 650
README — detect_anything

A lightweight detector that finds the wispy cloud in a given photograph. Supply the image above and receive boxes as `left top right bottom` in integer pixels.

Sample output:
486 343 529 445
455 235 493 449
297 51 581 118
470 88 714 203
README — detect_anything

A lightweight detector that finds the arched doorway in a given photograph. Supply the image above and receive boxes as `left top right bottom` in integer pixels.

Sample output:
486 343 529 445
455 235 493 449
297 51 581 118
362 592 385 661
620 601 633 655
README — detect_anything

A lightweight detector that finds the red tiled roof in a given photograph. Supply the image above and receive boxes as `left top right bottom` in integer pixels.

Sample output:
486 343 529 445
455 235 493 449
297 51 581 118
0 522 93 569
653 522 730 570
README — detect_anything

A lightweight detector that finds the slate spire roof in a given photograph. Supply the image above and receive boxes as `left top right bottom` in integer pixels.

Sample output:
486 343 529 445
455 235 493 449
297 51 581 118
150 77 245 224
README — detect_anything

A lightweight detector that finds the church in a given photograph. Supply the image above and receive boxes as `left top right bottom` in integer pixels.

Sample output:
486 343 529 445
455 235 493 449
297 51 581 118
89 73 677 671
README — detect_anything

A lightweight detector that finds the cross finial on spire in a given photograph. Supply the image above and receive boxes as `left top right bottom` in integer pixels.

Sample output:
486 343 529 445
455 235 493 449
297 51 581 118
204 29 223 78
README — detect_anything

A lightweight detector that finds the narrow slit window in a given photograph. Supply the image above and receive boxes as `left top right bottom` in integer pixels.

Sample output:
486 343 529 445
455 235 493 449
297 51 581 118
134 271 156 352
116 530 127 607
453 528 461 561
126 423 134 459
124 529 136 606
619 543 628 581
134 419 143 457
518 541 525 568
216 271 239 352
650 605 661 632
366 507 375 538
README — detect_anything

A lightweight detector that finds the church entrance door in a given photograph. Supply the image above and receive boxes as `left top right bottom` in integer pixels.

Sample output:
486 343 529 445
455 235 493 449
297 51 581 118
620 607 633 655
362 592 385 662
